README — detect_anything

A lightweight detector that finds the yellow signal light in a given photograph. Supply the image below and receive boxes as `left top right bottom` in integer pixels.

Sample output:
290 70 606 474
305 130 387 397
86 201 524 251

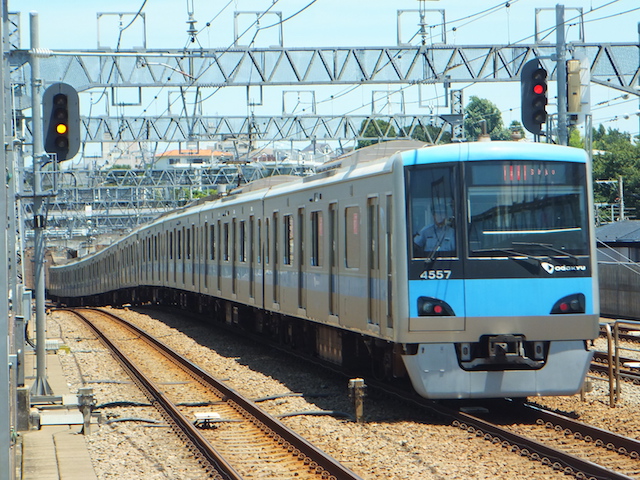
56 123 68 135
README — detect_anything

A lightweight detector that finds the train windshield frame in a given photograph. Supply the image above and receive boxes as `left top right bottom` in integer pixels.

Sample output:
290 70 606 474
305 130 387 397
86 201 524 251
465 159 589 257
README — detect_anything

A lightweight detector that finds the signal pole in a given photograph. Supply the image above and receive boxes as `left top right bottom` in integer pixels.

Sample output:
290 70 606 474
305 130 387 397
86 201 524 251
556 4 568 146
29 12 52 396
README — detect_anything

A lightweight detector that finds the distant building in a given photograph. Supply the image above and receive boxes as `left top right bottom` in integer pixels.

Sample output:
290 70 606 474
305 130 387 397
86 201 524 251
301 143 334 163
154 149 234 169
596 220 640 262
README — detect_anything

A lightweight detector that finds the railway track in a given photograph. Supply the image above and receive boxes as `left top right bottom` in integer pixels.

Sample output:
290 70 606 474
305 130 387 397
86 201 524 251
592 351 640 383
437 399 640 479
361 375 640 479
62 307 363 480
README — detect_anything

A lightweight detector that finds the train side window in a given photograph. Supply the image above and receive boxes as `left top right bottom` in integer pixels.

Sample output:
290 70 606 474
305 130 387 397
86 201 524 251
284 215 293 265
210 224 215 260
345 206 361 269
186 227 191 260
240 221 246 262
204 223 208 260
265 218 270 265
177 229 182 260
311 211 323 267
257 219 262 264
223 223 230 261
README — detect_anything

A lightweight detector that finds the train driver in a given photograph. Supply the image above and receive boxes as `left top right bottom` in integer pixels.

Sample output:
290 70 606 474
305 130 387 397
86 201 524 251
414 203 455 255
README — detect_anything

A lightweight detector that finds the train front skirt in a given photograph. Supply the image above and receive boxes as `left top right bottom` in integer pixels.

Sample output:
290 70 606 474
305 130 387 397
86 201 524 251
402 340 593 399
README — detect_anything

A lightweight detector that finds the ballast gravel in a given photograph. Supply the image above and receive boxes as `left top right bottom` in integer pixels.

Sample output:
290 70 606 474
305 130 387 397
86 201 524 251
43 308 639 479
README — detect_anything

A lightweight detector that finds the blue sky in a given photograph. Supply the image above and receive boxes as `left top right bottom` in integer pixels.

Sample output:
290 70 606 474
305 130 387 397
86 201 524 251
14 0 640 142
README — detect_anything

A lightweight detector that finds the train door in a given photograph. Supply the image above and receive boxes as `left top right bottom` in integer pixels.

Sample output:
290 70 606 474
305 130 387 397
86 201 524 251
273 212 279 305
203 223 209 290
407 164 464 329
173 231 177 285
169 230 173 284
256 218 262 305
211 224 216 288
232 218 237 295
329 203 338 318
153 234 158 285
249 216 255 300
385 195 393 329
298 207 306 310
216 220 222 293
367 197 383 329
190 225 196 287
264 217 269 305
148 236 153 283
178 228 183 285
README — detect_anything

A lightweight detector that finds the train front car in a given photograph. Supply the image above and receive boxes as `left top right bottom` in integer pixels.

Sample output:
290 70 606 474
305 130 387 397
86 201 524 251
400 142 599 399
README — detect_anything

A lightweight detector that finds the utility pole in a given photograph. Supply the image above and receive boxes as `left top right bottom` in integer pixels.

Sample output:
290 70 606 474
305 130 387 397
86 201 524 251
29 12 52 397
556 4 568 146
0 1 12 479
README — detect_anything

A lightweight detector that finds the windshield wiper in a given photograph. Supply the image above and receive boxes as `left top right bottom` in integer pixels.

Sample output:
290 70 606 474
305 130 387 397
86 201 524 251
511 241 578 263
424 229 452 264
472 247 542 261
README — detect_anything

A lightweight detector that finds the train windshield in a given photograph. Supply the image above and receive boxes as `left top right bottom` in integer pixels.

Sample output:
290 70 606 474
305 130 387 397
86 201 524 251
466 160 589 257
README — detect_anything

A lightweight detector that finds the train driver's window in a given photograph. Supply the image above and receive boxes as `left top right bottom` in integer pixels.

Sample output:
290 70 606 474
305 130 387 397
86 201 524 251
409 166 457 259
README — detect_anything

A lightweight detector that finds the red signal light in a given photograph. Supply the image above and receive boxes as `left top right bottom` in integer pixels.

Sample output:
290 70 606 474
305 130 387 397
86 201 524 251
521 60 548 135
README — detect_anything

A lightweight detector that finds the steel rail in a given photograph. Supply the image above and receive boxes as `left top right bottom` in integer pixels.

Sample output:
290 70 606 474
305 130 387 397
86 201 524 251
361 375 637 480
444 403 637 480
524 402 640 459
66 308 242 480
74 307 363 480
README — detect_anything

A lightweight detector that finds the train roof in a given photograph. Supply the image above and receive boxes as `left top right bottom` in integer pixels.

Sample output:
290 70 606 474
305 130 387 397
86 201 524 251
400 141 589 166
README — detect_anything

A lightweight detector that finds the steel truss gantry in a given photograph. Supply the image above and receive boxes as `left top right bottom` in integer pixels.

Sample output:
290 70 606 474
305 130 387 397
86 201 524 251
11 43 640 93
79 114 449 143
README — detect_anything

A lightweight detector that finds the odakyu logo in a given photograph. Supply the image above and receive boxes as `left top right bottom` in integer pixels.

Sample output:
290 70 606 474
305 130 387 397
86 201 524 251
541 262 587 275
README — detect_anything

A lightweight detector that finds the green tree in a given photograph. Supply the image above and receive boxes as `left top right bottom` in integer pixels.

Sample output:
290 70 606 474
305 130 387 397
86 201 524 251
357 119 396 149
568 126 584 149
464 96 511 141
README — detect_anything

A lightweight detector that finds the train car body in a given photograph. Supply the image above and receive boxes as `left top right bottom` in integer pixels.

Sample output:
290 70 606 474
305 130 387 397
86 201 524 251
49 141 599 399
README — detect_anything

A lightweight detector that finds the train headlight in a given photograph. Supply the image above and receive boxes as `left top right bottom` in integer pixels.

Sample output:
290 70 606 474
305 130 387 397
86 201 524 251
550 293 585 314
417 296 455 316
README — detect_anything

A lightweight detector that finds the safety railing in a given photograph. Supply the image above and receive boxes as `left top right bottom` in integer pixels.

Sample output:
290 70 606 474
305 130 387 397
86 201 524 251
592 319 640 407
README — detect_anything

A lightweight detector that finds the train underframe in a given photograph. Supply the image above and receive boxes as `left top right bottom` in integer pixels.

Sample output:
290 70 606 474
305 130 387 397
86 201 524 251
51 285 410 385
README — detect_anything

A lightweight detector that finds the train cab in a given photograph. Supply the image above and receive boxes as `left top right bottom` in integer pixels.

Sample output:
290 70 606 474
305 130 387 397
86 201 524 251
401 142 599 398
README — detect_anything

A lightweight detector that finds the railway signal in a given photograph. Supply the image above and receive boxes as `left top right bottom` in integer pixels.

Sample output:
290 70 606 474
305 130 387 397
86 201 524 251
521 59 548 135
43 82 80 161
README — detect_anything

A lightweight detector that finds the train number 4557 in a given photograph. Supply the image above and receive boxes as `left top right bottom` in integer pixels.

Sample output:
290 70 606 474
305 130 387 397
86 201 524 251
420 269 452 280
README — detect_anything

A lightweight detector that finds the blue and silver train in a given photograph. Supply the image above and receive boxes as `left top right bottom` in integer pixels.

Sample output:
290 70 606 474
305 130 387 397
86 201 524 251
48 141 599 399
